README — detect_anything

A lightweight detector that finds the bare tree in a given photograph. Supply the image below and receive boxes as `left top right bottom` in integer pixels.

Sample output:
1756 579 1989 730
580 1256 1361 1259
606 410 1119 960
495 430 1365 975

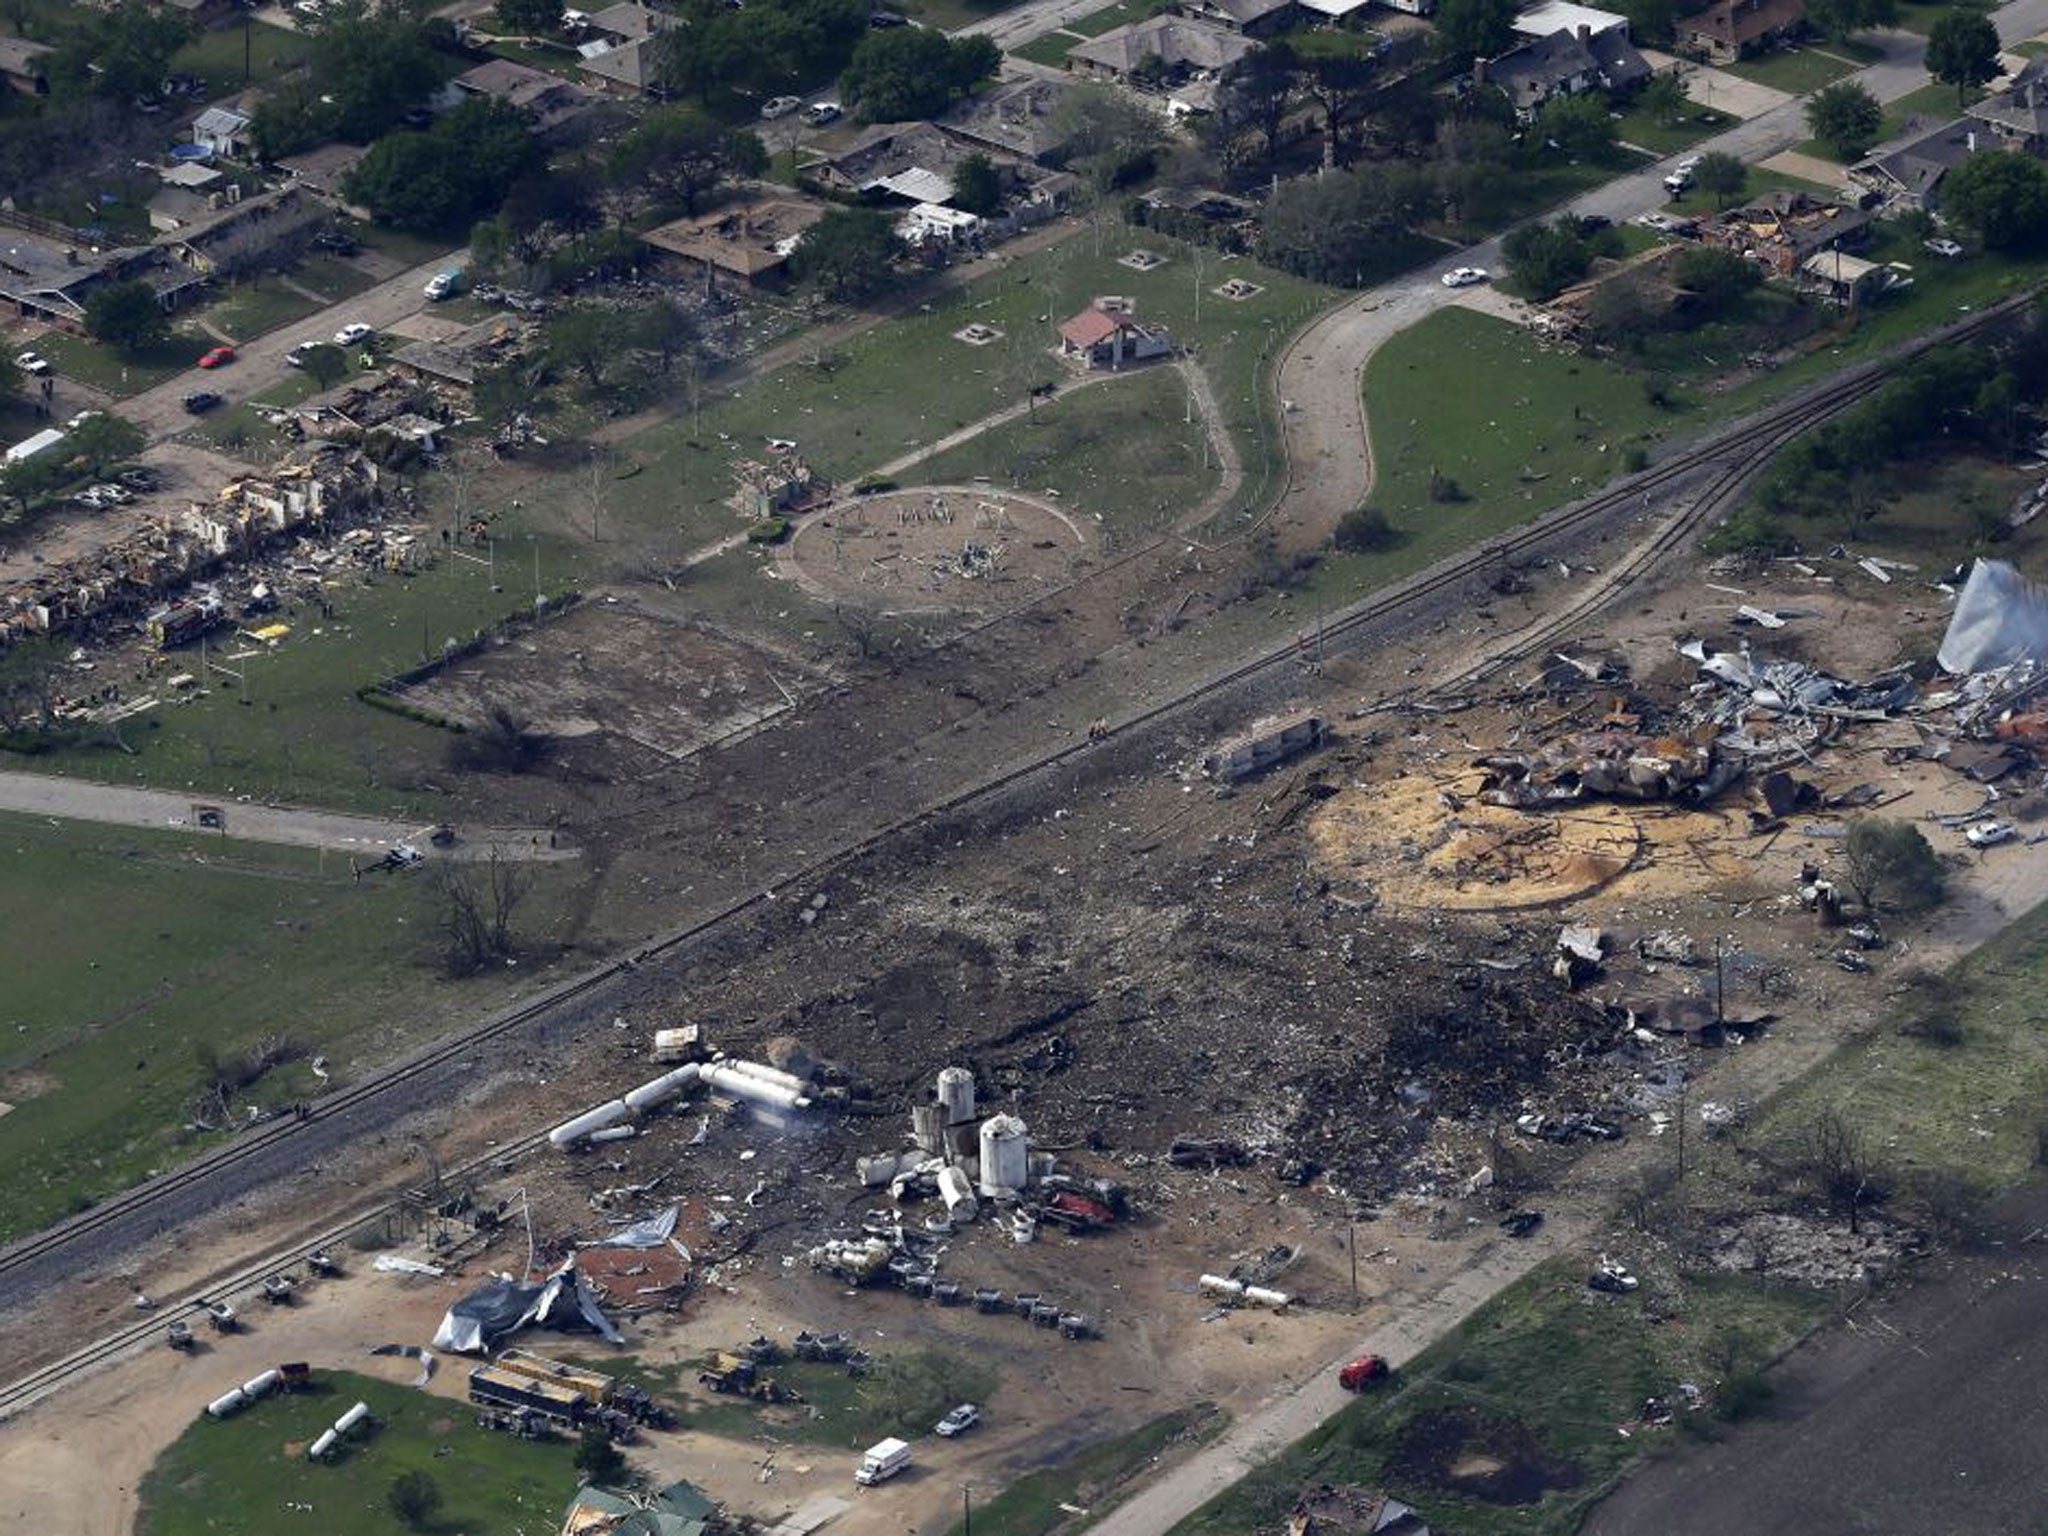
430 850 533 976
581 447 611 544
1796 1110 1886 1234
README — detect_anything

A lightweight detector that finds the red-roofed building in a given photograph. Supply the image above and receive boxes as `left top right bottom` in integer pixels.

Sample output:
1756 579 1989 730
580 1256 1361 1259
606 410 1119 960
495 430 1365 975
1057 303 1174 369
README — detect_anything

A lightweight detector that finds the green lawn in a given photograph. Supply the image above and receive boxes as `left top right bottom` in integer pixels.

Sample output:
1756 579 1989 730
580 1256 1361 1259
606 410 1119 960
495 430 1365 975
201 276 327 345
1014 30 1080 65
137 1371 579 1536
0 810 586 1241
1439 152 1653 243
605 236 1334 558
170 18 308 97
1063 0 1169 35
678 1349 997 1450
184 366 334 455
900 0 1030 30
1612 102 1740 158
1722 45 1858 94
31 329 202 397
912 366 1224 547
945 1406 1226 1536
291 252 381 304
346 220 461 272
1171 1260 1833 1536
1346 306 1682 576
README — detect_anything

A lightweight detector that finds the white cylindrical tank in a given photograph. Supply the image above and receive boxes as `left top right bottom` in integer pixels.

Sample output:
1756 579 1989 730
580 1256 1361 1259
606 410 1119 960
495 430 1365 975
1243 1286 1291 1310
587 1125 636 1144
857 1151 908 1187
242 1368 280 1399
725 1059 807 1093
1198 1274 1246 1299
334 1401 372 1436
549 1099 631 1149
701 1063 810 1111
308 1429 339 1461
624 1063 700 1113
206 1388 249 1419
936 1067 976 1125
937 1165 978 1222
977 1114 1029 1197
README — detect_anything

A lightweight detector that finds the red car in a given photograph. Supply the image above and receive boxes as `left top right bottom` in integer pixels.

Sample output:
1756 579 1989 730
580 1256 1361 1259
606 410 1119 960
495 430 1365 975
1338 1354 1390 1391
197 345 236 369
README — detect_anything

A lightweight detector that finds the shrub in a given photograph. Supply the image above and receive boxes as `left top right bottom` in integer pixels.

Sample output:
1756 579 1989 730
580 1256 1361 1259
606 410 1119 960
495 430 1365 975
1333 506 1400 552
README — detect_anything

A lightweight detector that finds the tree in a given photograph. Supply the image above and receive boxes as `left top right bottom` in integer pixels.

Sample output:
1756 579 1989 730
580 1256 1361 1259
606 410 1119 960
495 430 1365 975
67 415 145 477
344 98 546 232
1049 81 1167 190
575 1426 627 1484
1675 244 1760 312
429 849 532 974
1842 817 1947 911
950 151 1004 216
1927 8 2002 105
1259 165 1430 285
609 107 768 215
1534 91 1617 161
1612 0 1675 42
790 207 902 303
544 304 637 392
1300 51 1378 168
1210 42 1296 170
495 0 563 31
1804 0 1897 40
48 4 192 101
1805 79 1883 160
635 297 700 379
387 1471 442 1529
307 15 443 143
1945 150 2048 248
1794 1109 1886 1234
1434 0 1517 61
1501 217 1595 300
0 352 19 408
84 280 170 352
1637 70 1689 127
299 342 349 391
1691 148 1747 207
840 28 997 122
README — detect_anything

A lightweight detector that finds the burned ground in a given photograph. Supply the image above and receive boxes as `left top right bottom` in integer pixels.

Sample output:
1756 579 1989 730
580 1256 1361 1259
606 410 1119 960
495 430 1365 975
1386 1404 1585 1505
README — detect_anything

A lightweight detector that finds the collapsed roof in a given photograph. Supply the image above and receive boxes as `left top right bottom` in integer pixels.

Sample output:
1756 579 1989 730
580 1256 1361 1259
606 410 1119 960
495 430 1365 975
1937 559 2048 675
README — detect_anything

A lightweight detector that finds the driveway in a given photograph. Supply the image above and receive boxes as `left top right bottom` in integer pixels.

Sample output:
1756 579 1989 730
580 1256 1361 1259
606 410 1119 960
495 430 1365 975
0 770 571 862
116 246 465 447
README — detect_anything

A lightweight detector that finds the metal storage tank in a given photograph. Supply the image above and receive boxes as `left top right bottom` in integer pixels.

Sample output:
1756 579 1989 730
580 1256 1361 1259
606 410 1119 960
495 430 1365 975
624 1063 699 1113
548 1099 631 1149
725 1059 807 1093
242 1368 280 1399
977 1114 1029 1197
701 1063 809 1110
334 1401 372 1435
307 1428 338 1460
206 1388 249 1419
936 1067 976 1125
937 1165 978 1222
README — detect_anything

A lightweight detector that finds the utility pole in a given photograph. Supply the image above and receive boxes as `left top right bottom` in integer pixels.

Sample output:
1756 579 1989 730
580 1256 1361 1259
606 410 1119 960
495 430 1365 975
962 1486 972 1536
1348 1220 1359 1309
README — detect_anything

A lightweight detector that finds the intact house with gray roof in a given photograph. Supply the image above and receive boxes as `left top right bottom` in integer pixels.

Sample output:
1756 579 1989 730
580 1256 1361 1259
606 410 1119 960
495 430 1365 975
1851 61 2048 212
1066 15 1257 85
0 36 52 96
1477 22 1650 120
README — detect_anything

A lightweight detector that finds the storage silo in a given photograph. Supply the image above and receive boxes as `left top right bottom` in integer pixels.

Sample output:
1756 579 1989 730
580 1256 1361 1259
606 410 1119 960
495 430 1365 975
977 1114 1029 1198
936 1067 976 1126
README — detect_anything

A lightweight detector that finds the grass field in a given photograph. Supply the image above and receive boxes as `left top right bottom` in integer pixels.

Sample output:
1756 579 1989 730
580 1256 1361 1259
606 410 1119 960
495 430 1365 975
31 330 201 397
1170 1260 1833 1536
1612 102 1739 158
170 18 308 97
1795 80 1969 162
0 810 585 1241
911 366 1224 546
945 1406 1227 1536
605 234 1334 558
681 1349 996 1449
1723 46 1857 95
203 276 328 345
136 1371 578 1536
1014 30 1080 65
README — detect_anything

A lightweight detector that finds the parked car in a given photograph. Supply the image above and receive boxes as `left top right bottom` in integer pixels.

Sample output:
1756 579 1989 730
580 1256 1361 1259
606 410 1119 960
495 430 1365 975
14 350 51 376
65 409 102 430
182 390 222 413
1924 237 1964 258
868 8 909 23
934 1403 980 1437
333 323 374 347
1499 1209 1544 1238
119 467 160 491
1338 1355 1389 1391
1588 1260 1639 1295
1440 266 1489 288
760 95 802 119
801 102 841 126
198 345 236 369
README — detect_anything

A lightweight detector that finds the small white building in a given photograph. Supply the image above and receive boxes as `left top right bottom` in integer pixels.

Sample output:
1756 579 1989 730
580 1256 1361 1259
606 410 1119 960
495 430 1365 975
5 427 64 465
898 203 981 244
191 106 252 158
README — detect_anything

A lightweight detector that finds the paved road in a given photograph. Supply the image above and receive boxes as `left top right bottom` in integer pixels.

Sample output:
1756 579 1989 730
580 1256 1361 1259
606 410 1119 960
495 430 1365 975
1263 3 2048 555
119 247 465 447
0 770 571 861
954 0 1125 47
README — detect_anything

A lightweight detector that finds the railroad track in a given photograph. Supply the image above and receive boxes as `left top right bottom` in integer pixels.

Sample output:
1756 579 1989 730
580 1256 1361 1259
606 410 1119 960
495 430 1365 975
0 291 2024 1418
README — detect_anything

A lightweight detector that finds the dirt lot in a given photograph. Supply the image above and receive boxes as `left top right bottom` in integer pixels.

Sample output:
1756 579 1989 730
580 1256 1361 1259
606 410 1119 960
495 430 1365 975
785 489 1091 616
402 597 830 761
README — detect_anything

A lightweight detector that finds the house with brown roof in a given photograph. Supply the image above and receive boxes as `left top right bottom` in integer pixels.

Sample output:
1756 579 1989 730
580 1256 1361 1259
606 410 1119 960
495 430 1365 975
0 36 51 96
454 58 596 132
1066 15 1257 85
1057 301 1173 368
1677 0 1804 62
639 193 831 288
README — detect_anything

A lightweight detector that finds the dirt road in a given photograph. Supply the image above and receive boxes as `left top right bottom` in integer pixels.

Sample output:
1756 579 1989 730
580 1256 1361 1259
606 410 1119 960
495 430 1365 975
0 770 571 861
